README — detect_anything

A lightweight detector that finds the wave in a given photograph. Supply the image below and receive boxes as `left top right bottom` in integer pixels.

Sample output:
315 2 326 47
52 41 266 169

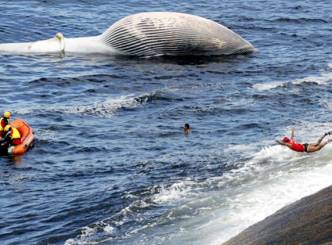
58 90 179 117
60 96 143 117
14 90 177 118
13 96 136 117
27 74 125 88
271 17 328 24
152 180 198 204
253 64 332 91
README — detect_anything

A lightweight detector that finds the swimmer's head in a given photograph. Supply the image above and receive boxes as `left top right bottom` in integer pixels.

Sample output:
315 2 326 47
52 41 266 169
282 136 290 143
184 123 190 129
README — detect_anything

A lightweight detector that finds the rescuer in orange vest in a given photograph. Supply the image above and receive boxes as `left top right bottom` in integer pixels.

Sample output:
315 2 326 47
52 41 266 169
0 111 11 137
1 125 22 149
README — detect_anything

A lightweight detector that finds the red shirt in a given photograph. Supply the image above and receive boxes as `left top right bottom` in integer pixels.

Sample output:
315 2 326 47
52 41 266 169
289 139 305 152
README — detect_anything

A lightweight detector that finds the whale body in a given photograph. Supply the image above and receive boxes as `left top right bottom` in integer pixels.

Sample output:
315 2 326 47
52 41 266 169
0 12 255 57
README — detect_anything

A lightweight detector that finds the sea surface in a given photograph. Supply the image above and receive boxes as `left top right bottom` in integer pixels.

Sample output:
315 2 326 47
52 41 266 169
0 0 332 244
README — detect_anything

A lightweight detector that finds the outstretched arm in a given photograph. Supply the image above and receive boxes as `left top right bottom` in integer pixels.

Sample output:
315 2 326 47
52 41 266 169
291 128 295 140
276 140 291 148
276 139 286 145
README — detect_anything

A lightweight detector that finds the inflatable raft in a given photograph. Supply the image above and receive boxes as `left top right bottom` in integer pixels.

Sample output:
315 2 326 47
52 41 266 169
7 119 34 155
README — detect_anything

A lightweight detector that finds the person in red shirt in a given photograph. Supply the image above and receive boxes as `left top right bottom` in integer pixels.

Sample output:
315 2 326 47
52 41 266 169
276 128 331 153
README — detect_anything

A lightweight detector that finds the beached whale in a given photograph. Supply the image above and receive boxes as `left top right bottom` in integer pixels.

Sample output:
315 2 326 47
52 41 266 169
0 12 255 57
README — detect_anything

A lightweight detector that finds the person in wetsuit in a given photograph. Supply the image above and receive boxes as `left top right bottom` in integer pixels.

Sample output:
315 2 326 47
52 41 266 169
276 128 331 153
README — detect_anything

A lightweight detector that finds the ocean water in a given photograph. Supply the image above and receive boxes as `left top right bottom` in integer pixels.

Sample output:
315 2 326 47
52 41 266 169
0 0 332 244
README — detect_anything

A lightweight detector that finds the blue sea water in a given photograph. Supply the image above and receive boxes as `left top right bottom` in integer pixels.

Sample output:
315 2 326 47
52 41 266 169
0 0 332 244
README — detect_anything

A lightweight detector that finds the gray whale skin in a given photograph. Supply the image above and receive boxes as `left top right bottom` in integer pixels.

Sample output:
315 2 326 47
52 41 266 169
0 12 255 57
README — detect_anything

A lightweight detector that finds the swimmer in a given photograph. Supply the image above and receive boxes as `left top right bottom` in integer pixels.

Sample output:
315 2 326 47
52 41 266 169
276 128 332 153
182 123 191 135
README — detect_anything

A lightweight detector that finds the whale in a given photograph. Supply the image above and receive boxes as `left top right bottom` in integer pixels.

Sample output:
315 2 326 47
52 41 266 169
0 12 255 57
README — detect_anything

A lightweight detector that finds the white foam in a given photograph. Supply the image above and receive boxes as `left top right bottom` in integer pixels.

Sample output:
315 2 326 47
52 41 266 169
249 144 300 163
152 180 196 204
208 162 332 244
13 93 147 118
62 95 141 117
224 143 257 155
144 157 332 245
252 81 285 91
253 65 332 91
103 224 115 234
64 226 98 245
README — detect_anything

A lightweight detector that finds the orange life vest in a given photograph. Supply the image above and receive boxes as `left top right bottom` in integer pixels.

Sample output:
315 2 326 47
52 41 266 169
10 127 21 139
